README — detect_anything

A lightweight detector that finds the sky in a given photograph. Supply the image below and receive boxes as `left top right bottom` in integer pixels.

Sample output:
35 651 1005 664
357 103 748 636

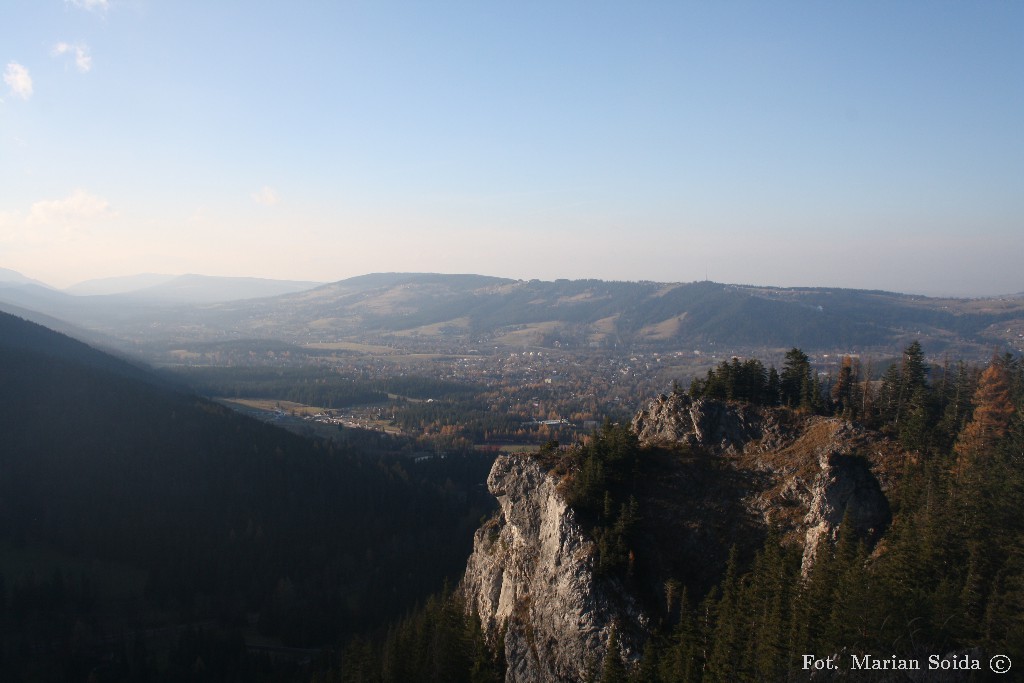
1 1 1022 295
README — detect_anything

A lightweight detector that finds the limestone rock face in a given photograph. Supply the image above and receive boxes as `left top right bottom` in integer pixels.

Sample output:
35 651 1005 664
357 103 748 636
462 394 899 681
461 454 643 683
798 427 893 573
631 392 767 452
634 393 894 573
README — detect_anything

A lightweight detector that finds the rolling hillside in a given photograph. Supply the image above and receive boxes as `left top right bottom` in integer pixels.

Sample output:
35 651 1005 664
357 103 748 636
192 274 1024 356
3 272 1023 358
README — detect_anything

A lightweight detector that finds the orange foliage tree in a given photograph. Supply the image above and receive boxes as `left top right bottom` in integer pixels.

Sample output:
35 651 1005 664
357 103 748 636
954 359 1016 479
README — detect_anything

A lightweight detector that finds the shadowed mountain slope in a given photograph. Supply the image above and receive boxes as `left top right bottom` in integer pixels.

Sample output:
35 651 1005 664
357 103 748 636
0 312 494 677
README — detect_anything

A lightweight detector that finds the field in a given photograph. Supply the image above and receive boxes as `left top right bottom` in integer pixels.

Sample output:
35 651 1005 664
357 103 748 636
218 398 403 436
222 398 330 415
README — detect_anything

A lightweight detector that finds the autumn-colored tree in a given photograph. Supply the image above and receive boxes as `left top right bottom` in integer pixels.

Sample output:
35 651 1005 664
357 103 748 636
954 359 1016 478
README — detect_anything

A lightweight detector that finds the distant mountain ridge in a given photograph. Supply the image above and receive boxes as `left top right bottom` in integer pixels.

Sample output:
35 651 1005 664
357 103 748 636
0 267 53 289
195 273 1024 356
65 272 179 295
0 268 322 302
66 272 323 302
2 271 1023 357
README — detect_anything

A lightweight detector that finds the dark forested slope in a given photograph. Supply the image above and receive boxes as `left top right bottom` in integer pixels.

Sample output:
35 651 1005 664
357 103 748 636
0 312 493 680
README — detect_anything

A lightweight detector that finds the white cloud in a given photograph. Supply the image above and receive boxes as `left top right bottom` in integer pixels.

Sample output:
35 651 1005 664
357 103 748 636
27 189 117 226
251 186 280 206
4 63 33 100
53 43 92 73
67 0 110 11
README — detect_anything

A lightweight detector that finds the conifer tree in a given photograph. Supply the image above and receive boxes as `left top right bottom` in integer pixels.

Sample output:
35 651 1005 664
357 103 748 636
780 348 812 409
902 340 928 395
705 547 742 681
824 513 872 650
659 587 701 683
743 537 792 681
632 640 659 683
831 355 856 417
936 360 974 451
955 359 1016 476
599 626 628 683
983 547 1024 659
899 386 934 452
895 341 929 429
766 366 781 406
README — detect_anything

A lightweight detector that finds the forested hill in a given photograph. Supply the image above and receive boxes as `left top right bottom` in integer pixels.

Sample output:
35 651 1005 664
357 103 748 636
0 309 160 385
0 312 494 680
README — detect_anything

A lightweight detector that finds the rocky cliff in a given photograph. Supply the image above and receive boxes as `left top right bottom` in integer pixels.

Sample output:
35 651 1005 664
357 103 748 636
462 393 903 682
633 392 897 572
461 454 645 682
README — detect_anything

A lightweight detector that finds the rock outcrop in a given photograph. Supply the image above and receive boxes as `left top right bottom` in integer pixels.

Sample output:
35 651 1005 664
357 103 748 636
634 393 895 573
462 393 901 681
632 391 768 452
461 454 645 683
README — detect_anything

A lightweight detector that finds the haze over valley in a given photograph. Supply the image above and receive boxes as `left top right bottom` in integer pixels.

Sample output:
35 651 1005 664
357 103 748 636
3 265 1023 460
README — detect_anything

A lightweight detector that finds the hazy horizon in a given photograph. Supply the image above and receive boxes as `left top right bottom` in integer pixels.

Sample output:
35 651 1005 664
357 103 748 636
3 265 1020 301
2 2 1021 296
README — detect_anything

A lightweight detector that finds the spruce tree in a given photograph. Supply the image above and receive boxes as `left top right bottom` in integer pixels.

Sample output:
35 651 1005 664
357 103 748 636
660 587 701 683
766 366 781 406
780 348 811 409
599 626 628 683
705 547 742 681
831 355 856 417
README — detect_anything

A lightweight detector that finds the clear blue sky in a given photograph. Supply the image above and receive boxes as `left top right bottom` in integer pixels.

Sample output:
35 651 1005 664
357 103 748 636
2 1 1021 295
